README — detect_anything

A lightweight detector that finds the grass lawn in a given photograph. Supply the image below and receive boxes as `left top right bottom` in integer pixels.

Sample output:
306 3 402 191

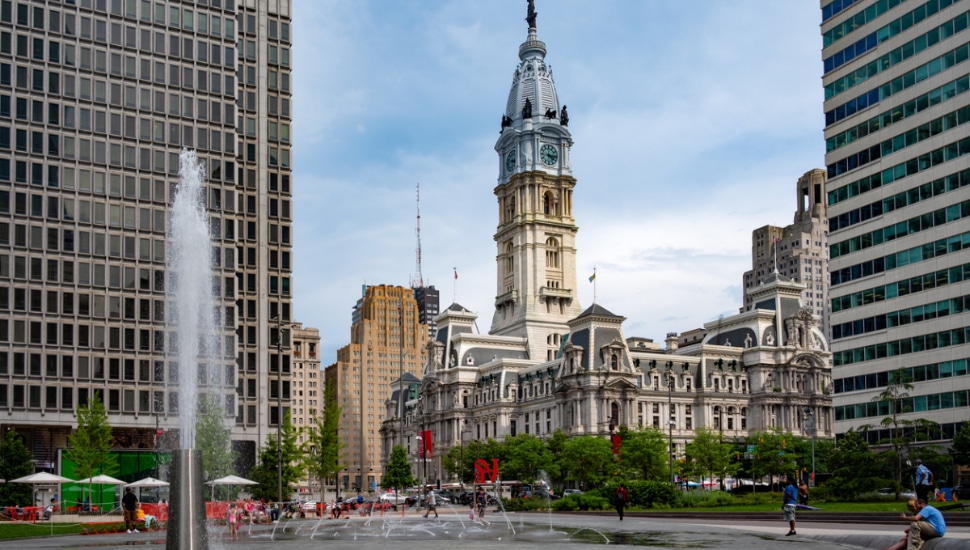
0 523 85 539
637 501 934 513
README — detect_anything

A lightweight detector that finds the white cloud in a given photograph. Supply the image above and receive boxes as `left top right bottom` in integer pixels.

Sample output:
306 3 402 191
292 1 825 361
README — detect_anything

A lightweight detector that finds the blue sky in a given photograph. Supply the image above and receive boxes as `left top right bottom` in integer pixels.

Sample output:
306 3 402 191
291 1 825 362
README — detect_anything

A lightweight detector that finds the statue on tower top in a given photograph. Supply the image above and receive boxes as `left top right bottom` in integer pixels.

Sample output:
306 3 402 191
526 0 537 29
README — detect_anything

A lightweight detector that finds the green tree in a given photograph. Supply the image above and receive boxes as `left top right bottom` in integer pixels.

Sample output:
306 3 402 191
951 422 970 468
0 433 33 506
546 429 570 489
617 425 670 481
64 393 115 503
560 435 613 489
249 412 303 502
869 368 913 498
381 445 417 492
826 429 883 499
502 434 554 483
195 393 236 497
684 427 739 489
303 384 345 501
748 427 797 490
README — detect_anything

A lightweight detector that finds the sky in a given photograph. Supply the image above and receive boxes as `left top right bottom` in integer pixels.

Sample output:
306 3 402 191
291 1 826 363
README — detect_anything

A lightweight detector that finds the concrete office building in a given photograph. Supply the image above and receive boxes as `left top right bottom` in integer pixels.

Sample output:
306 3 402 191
290 322 321 497
0 0 294 473
743 169 830 335
822 0 970 442
324 284 427 492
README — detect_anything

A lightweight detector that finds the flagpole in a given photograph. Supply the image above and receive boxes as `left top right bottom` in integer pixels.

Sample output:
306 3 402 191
453 267 457 304
592 266 597 304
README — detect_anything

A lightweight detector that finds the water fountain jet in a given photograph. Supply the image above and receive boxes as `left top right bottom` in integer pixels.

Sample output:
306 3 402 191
165 150 218 550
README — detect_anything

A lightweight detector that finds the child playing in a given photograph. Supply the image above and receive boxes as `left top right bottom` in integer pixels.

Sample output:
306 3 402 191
227 502 239 541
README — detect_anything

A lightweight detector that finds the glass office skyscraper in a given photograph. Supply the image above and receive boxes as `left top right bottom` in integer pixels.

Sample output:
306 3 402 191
823 0 970 442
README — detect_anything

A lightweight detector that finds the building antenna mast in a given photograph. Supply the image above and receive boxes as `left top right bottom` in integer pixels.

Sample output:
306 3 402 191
413 183 424 288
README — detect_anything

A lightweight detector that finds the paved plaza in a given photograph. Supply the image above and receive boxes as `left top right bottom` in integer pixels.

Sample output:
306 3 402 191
5 508 970 549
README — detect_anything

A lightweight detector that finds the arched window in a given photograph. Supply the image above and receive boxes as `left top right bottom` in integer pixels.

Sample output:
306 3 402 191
505 241 514 275
610 402 619 428
611 353 618 370
545 237 560 268
543 193 551 214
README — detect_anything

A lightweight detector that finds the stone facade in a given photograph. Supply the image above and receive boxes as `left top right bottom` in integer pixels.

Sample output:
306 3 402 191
743 169 829 336
378 14 833 486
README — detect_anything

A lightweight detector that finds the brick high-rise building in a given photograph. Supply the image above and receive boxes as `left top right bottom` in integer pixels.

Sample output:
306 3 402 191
324 284 426 492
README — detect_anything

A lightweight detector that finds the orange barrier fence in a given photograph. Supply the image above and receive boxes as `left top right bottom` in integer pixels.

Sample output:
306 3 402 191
205 501 230 520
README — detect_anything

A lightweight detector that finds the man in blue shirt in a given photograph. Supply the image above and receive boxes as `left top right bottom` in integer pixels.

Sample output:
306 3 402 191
914 459 934 502
782 476 798 536
899 498 945 550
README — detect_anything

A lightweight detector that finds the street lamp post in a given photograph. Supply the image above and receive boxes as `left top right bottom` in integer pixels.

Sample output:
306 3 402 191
273 316 289 505
459 425 470 494
667 372 675 484
804 407 816 486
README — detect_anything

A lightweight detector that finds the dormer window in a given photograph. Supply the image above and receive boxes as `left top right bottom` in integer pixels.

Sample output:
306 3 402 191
611 353 618 370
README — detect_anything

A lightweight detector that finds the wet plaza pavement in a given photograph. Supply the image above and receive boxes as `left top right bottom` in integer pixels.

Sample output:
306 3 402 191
6 508 970 549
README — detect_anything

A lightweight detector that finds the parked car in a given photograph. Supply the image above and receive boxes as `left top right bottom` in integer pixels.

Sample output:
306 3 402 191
378 492 407 505
405 490 450 507
877 488 916 499
300 500 319 511
457 491 498 505
563 489 583 497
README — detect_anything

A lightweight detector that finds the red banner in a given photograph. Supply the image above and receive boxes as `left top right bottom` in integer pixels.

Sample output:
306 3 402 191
611 434 621 456
419 430 433 459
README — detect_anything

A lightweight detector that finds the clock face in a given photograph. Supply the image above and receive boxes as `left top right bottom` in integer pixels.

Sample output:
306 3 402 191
506 150 516 173
540 144 558 166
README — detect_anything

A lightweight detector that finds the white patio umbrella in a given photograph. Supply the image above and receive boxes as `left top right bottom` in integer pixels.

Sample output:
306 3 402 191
10 472 73 534
10 472 73 505
125 477 170 488
74 474 126 512
207 475 258 500
125 476 171 505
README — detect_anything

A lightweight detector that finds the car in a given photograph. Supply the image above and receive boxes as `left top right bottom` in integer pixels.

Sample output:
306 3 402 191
405 490 450 507
300 500 320 511
378 492 407 505
563 489 583 497
877 488 916 499
458 491 498 505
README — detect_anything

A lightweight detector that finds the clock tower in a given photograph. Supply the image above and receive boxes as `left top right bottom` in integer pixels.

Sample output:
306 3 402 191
490 12 580 362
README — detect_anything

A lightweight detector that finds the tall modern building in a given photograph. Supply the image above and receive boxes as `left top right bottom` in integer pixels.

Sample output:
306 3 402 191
324 284 426 492
413 284 439 340
822 0 970 442
743 169 830 335
0 0 293 474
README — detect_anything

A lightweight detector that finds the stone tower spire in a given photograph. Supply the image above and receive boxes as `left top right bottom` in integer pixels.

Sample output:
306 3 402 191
490 10 580 362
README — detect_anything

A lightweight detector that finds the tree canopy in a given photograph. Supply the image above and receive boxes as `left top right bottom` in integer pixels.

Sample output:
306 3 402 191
64 393 115 501
249 412 303 502
684 427 739 489
0 433 33 506
381 445 416 492
303 384 345 501
195 393 236 487
560 435 613 488
617 425 670 481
